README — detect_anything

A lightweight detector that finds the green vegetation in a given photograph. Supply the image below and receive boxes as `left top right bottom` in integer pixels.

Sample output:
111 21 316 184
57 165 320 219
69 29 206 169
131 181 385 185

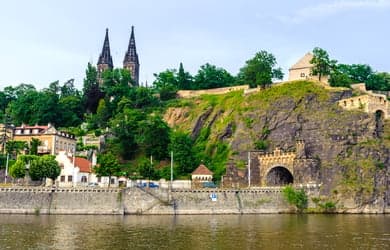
254 140 269 150
28 155 61 182
282 185 308 212
311 47 390 90
311 197 337 213
95 152 121 187
237 50 283 88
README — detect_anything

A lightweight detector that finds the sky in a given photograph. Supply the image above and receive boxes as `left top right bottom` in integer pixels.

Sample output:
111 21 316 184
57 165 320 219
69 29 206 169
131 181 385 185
0 0 389 90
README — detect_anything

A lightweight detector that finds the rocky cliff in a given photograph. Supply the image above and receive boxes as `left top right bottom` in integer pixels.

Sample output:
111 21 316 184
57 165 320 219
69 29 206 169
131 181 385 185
164 81 389 212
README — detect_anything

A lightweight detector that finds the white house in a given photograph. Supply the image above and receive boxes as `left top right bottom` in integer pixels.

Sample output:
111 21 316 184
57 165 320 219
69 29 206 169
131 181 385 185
55 151 119 188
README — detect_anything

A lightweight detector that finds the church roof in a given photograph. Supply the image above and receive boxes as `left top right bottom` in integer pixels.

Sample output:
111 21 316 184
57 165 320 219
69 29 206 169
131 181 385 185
123 26 139 65
289 52 313 70
192 164 213 176
97 28 113 68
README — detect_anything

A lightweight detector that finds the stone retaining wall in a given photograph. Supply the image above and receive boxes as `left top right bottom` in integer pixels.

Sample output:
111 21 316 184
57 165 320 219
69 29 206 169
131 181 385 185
0 186 385 214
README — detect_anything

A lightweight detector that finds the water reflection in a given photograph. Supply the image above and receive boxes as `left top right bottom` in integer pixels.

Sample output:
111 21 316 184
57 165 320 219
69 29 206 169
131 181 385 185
0 214 389 249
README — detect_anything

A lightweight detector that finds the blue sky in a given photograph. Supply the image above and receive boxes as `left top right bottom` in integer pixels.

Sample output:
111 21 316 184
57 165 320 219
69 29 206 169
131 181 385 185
0 0 389 89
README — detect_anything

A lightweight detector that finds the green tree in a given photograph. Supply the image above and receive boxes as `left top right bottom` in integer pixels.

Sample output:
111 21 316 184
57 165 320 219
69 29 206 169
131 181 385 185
41 155 61 181
95 152 121 187
30 138 41 155
194 63 236 89
153 69 179 100
329 71 353 87
238 50 283 88
282 185 308 212
9 159 26 179
153 69 178 89
366 72 390 91
177 62 193 90
58 95 83 127
109 108 146 159
310 47 337 82
131 87 159 109
137 157 159 180
169 131 197 176
338 64 373 83
6 140 28 159
82 63 103 114
29 155 60 183
137 115 170 160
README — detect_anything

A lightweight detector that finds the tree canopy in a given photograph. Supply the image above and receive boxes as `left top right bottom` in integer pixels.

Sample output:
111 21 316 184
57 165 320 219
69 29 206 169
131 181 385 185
310 47 337 82
237 51 283 88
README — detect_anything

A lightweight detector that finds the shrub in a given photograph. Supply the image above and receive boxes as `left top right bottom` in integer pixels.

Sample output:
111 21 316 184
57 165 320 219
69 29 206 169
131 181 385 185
282 185 308 212
254 139 269 150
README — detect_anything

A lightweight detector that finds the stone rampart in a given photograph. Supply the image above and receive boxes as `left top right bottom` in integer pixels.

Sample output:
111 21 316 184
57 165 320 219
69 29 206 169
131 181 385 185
338 94 390 119
177 85 249 98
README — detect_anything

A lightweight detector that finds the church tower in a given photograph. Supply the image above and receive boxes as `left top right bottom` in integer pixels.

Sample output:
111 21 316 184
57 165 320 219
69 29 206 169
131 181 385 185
123 26 140 86
97 28 113 77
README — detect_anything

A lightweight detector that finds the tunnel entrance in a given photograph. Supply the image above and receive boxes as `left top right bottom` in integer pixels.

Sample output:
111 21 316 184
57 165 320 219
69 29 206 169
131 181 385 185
375 110 384 138
266 166 293 186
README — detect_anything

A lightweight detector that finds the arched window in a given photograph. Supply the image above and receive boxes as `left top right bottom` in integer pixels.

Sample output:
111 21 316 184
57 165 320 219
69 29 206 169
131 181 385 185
81 176 87 183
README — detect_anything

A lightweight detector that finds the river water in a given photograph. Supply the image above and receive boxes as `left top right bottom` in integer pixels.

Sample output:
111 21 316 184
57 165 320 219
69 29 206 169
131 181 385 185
0 214 389 249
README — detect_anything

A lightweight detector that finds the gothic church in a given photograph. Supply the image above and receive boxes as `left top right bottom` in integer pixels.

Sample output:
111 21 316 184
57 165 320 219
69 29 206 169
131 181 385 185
97 26 140 86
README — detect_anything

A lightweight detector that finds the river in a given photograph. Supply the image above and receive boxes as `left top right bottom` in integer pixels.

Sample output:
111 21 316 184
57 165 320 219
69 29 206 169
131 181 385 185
0 214 389 249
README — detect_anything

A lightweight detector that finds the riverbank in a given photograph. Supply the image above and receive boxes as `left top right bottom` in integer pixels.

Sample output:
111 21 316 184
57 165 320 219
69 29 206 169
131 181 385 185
0 187 388 214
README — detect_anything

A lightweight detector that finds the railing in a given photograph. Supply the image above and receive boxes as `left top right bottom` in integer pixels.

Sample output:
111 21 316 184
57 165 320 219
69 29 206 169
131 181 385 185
0 187 121 193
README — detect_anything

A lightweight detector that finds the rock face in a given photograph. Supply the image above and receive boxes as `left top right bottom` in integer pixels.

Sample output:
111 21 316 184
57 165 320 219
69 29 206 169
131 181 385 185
165 81 389 212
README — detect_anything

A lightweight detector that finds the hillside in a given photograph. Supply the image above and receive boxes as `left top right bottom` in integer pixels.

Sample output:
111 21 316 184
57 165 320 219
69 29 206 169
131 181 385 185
164 80 389 211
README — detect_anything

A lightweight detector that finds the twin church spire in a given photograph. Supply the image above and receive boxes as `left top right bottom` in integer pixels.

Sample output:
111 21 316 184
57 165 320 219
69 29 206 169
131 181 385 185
97 26 139 86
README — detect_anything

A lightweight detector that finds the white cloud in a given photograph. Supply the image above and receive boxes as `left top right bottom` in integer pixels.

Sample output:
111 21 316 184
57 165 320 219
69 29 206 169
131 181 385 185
276 0 390 24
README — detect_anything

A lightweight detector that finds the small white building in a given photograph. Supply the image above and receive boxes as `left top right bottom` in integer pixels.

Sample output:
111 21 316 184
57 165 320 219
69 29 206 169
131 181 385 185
191 164 213 188
55 151 119 188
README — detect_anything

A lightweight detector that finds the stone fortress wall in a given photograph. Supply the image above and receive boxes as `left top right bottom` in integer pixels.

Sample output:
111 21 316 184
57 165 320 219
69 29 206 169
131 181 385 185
338 83 390 119
177 85 249 98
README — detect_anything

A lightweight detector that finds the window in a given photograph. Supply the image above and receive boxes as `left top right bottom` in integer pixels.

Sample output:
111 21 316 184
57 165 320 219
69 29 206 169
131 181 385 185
68 175 73 182
300 72 305 77
60 176 65 182
81 176 87 183
110 178 115 184
97 177 101 183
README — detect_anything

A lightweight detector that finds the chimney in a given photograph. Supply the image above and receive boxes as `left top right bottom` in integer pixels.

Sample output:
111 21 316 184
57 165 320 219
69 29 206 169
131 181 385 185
92 150 97 167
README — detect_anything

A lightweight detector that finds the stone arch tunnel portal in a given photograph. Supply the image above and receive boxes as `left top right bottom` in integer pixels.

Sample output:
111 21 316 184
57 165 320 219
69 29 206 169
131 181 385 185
266 166 294 186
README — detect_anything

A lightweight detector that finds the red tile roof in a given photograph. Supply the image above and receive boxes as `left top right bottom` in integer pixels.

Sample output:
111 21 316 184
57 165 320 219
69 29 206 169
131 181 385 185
68 157 92 173
192 164 213 175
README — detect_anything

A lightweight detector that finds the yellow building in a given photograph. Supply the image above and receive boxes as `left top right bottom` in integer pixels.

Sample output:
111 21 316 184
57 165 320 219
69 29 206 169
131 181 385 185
13 124 76 155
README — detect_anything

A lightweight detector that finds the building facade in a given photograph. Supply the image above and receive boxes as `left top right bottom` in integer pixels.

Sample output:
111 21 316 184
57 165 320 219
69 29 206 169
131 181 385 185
12 124 76 155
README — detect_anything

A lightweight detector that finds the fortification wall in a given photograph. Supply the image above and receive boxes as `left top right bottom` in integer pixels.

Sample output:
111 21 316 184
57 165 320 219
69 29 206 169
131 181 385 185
338 94 390 119
177 85 249 98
